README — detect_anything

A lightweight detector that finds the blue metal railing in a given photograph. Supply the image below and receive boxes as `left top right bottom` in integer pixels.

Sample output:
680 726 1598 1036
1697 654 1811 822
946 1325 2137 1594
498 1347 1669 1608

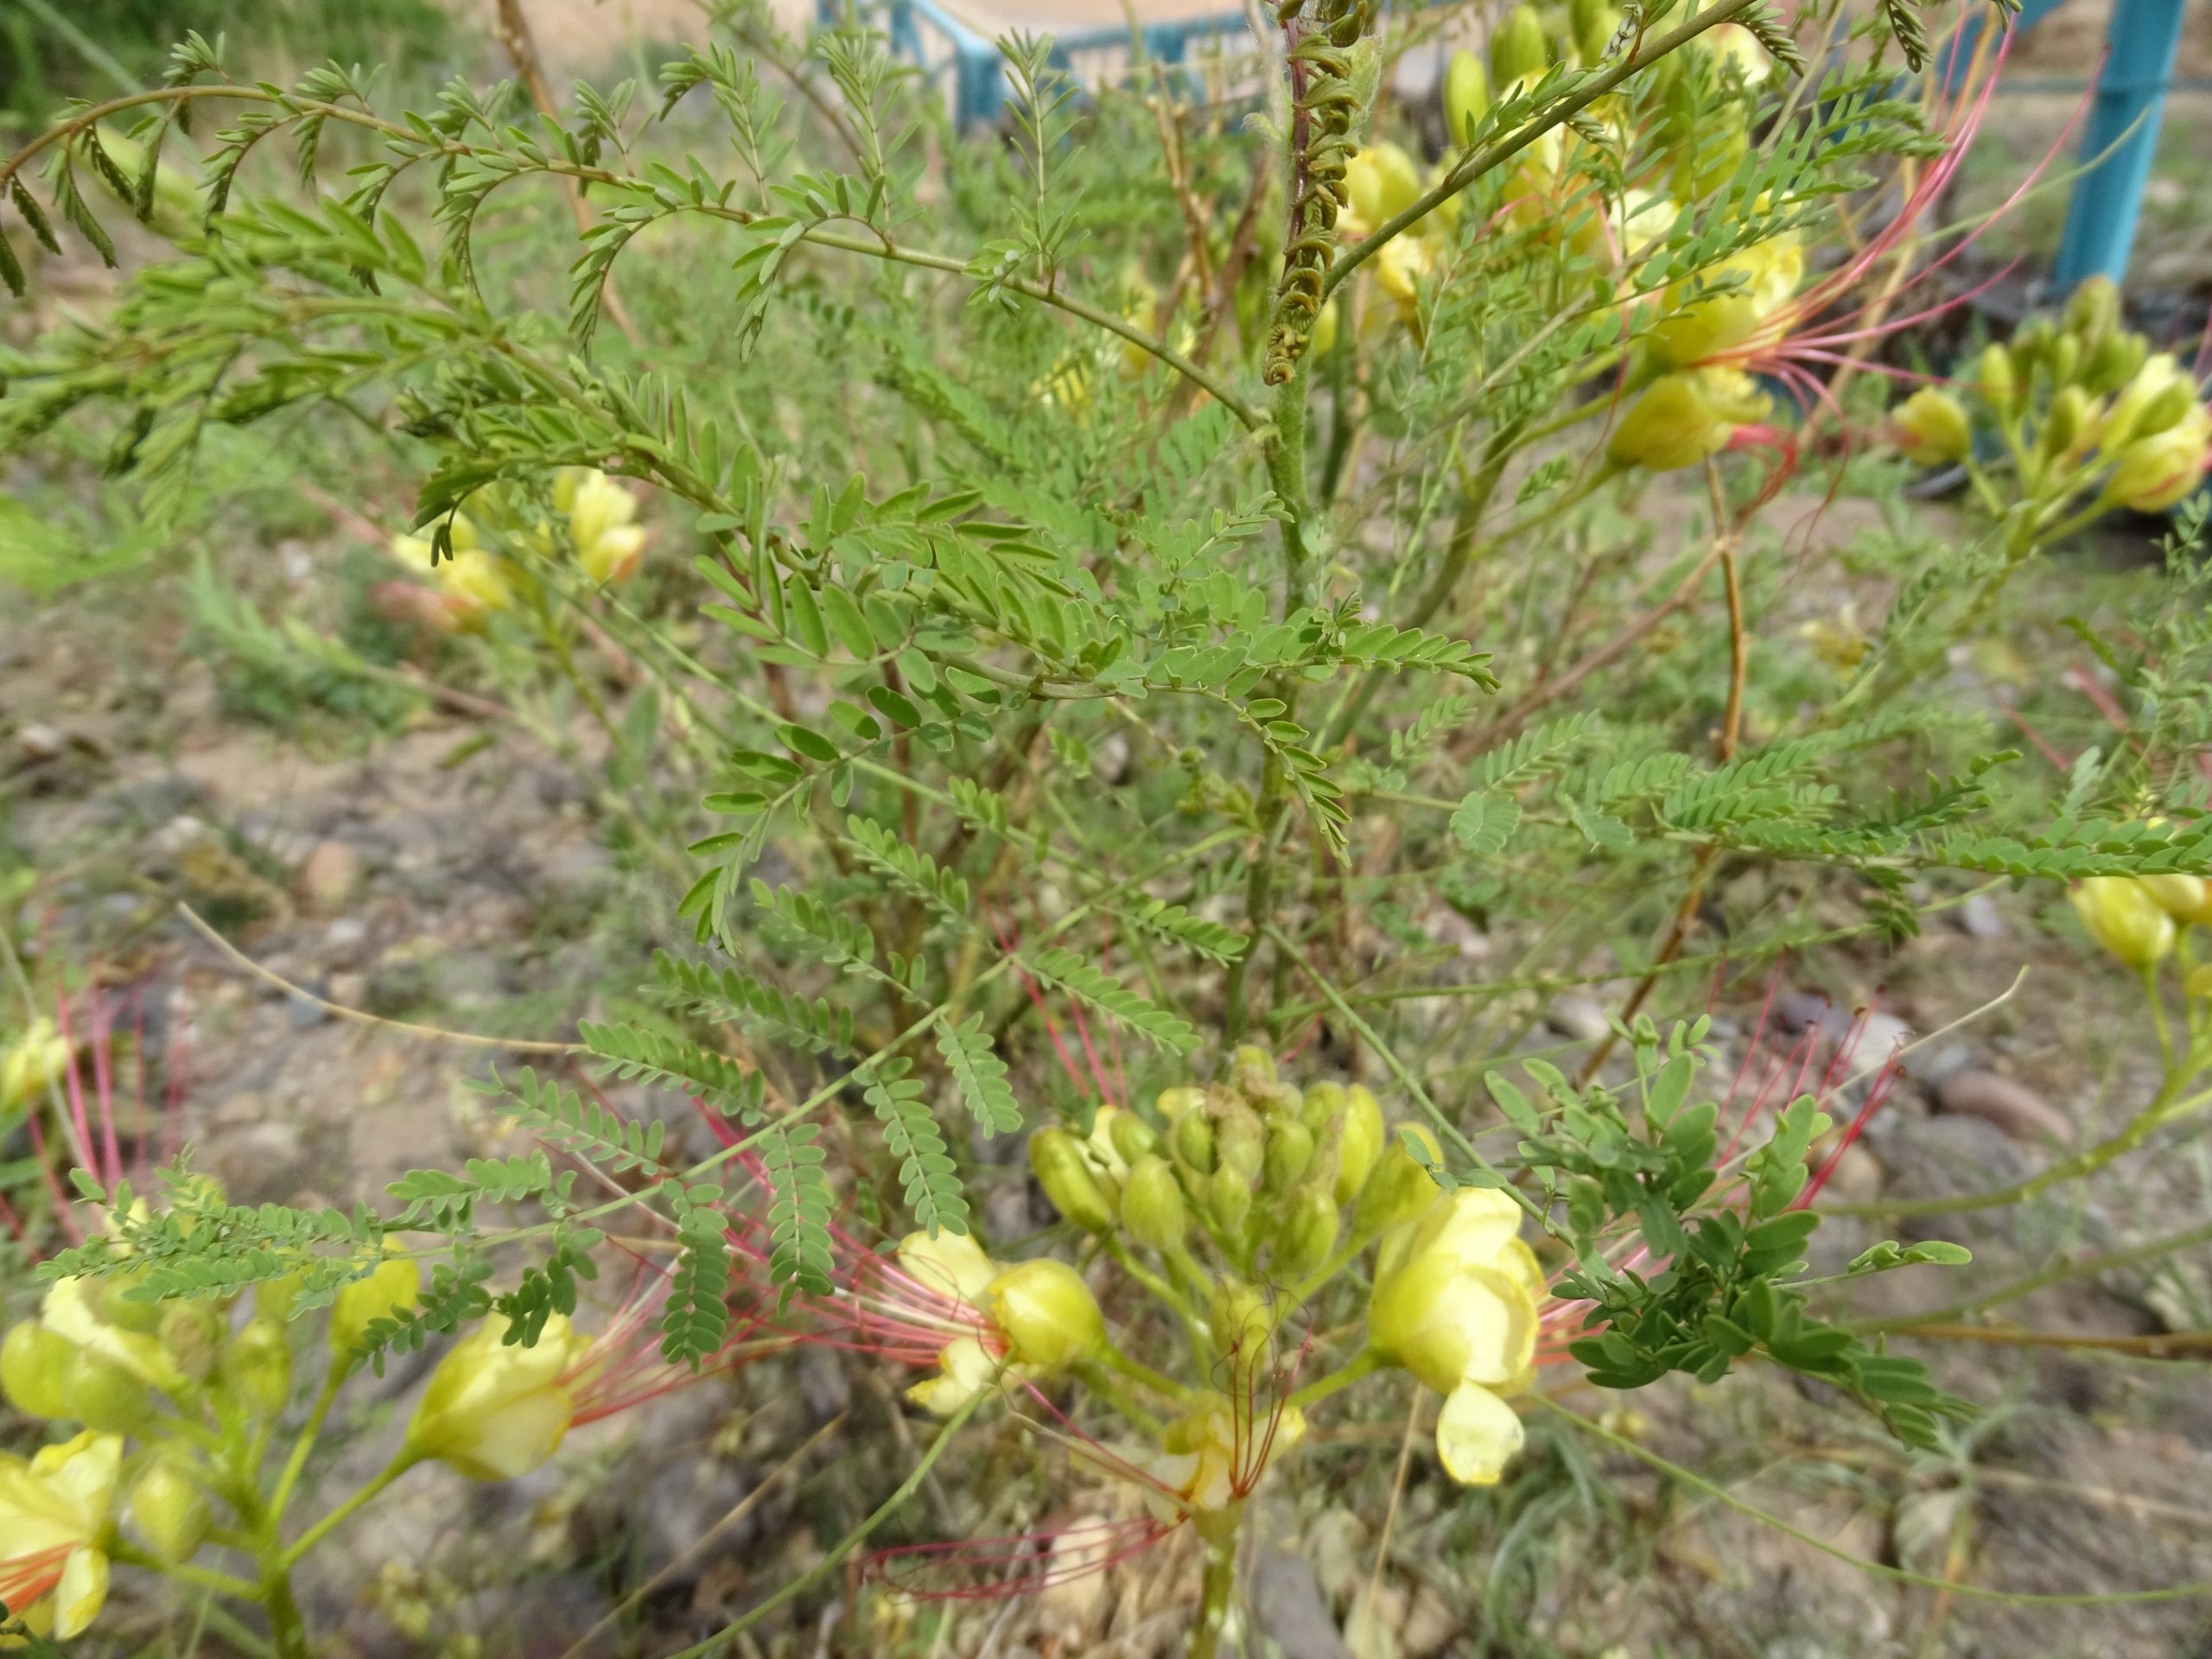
839 0 2202 289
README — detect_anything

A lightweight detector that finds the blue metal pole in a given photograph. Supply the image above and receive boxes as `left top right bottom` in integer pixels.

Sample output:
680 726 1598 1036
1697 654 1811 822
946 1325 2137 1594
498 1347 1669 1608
2051 0 2189 289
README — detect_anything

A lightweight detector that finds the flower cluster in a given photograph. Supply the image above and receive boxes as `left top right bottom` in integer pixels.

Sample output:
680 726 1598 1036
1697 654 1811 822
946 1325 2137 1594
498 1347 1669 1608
384 467 649 632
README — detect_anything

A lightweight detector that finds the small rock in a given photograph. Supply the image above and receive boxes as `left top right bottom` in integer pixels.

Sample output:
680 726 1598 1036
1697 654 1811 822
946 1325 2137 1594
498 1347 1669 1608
14 722 66 762
1813 1138 1884 1205
1399 1585 1459 1659
1936 1068 2073 1144
286 978 332 1030
1911 1040 1976 1090
1252 1548 1354 1659
1544 992 1611 1044
297 839 365 913
324 915 370 955
1955 893 2007 938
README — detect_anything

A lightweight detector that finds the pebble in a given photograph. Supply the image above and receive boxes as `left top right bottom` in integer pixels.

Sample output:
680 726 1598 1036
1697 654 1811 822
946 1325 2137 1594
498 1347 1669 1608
297 838 365 913
14 722 66 763
1935 1068 2074 1144
1544 992 1611 1043
1252 1548 1354 1659
1956 893 2007 938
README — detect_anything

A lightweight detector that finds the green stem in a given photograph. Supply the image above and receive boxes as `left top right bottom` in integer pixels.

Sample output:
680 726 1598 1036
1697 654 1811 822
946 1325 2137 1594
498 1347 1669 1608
1190 1529 1242 1659
1104 1236 1211 1361
1098 1340 1197 1403
268 1363 347 1523
1071 1358 1167 1437
281 1448 422 1568
1285 1347 1383 1413
109 1542 263 1601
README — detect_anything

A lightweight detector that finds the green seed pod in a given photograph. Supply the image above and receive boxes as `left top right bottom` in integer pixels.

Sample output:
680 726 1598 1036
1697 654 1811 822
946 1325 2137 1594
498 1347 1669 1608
1352 1125 1445 1236
1174 1105 1219 1175
1978 343 2017 416
0 1320 73 1420
65 1343 156 1432
1444 48 1490 143
1109 1109 1161 1166
1122 1154 1188 1254
1332 1085 1386 1205
1272 1186 1342 1281
1300 1079 1348 1135
1489 3 1548 86
1156 1085 1207 1123
2048 331 2082 390
1030 1128 1117 1234
159 1300 226 1383
1262 1119 1316 1194
222 1318 293 1418
130 1453 213 1563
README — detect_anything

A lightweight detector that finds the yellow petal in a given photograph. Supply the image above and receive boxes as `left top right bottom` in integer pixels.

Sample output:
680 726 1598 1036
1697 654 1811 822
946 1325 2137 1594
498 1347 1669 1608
1436 1383 1523 1485
50 1545 109 1639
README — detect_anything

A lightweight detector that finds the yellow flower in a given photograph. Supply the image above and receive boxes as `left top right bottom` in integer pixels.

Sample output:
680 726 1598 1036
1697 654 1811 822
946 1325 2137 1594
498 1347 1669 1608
39 1276 186 1399
905 1334 1006 1416
563 470 647 583
1648 232 1802 367
331 1257 424 1358
405 1313 592 1481
0 1019 70 1111
1608 367 1771 473
0 1430 122 1641
2105 404 2210 514
1150 1395 1307 1514
897 1230 1015 1416
2139 874 2209 921
2098 352 2194 452
897 1228 999 1307
1374 236 1438 326
1367 1188 1541 1485
1891 387 1971 466
2069 877 2176 968
1342 143 1424 241
389 515 514 628
986 1259 1104 1370
1799 606 1867 671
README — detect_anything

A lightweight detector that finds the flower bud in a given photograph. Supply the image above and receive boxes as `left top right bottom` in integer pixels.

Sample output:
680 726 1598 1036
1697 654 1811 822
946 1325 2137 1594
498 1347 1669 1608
2070 876 2176 967
1311 297 1340 359
332 1257 423 1357
222 1318 292 1417
2105 405 2211 513
986 1260 1103 1370
1262 1119 1315 1193
2063 275 2120 353
1029 1128 1117 1234
129 1453 212 1563
2 1319 73 1420
2083 328 2146 396
159 1300 226 1383
1122 1155 1188 1254
1891 387 1970 466
1173 1106 1218 1174
64 1344 156 1433
1607 369 1770 472
1208 1167 1254 1235
255 1270 308 1326
567 470 647 583
2099 352 2189 451
1489 3 1548 86
1211 1279 1274 1359
1272 1185 1342 1280
1354 1126 1445 1236
2047 331 2082 390
1333 1086 1386 1205
2139 874 2209 920
1216 1106 1266 1189
2040 384 2093 461
1978 343 2017 416
1344 143 1423 239
2013 318 2052 382
90 1269 162 1336
1156 1085 1207 1122
1230 1045 1276 1093
0 1017 71 1110
1445 49 1490 143
1109 1109 1161 1166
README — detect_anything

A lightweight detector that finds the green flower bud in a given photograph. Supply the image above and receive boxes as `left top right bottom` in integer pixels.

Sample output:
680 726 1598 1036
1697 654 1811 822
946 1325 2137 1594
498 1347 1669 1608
1490 3 1548 86
2063 275 2120 352
1108 1109 1160 1166
331 1257 423 1357
1122 1154 1188 1254
1570 0 1618 64
1030 1128 1117 1234
986 1260 1104 1370
130 1453 212 1563
222 1319 292 1417
1354 1126 1445 1236
1208 1167 1254 1235
2102 353 2198 451
1444 48 1490 144
2048 331 2082 390
2041 384 2093 460
1300 1079 1348 1135
1216 1106 1266 1189
2012 318 2052 383
1173 1105 1218 1175
1978 342 2017 415
1272 1186 1342 1281
159 1300 226 1383
94 1268 163 1335
1229 1045 1276 1094
1262 1119 1316 1193
1156 1085 1207 1123
2083 328 2146 396
1 1319 73 1420
1332 1086 1386 1205
255 1270 308 1326
1891 386 1971 466
65 1343 156 1432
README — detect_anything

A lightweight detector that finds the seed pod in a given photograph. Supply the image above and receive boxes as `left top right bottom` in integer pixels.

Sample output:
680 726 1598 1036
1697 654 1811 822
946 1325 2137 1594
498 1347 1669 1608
1122 1154 1188 1254
1031 1128 1117 1234
1332 1086 1386 1205
1353 1125 1445 1236
1273 1186 1342 1280
1262 1119 1316 1193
